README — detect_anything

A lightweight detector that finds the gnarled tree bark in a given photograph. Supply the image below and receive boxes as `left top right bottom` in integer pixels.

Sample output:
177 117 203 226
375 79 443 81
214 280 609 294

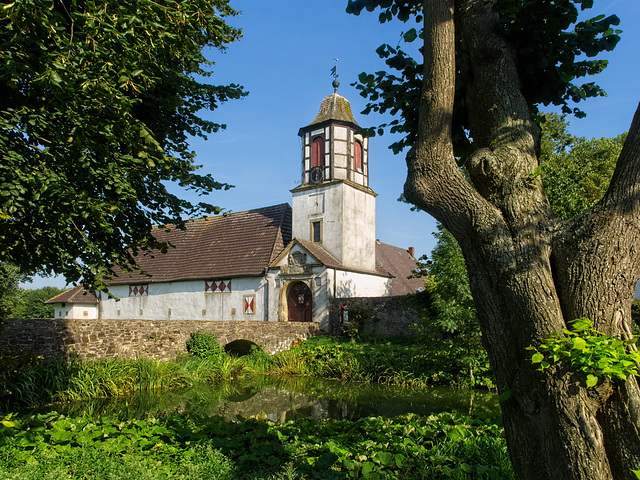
404 0 640 478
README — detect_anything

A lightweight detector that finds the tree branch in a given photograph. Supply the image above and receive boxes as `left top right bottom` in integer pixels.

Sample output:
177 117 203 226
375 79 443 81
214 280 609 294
405 0 491 241
603 101 640 217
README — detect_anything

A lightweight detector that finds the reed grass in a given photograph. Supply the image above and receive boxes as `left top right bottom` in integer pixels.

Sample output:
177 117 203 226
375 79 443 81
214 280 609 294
1 335 492 410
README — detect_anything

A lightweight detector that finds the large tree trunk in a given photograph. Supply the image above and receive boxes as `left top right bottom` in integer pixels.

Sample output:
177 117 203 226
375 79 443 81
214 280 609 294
405 0 640 478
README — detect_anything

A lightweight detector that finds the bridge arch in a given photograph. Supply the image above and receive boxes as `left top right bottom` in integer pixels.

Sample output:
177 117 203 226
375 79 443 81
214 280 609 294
224 338 260 356
214 320 320 354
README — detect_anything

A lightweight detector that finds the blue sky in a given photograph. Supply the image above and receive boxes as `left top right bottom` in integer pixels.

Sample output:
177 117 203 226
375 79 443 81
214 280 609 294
25 0 640 289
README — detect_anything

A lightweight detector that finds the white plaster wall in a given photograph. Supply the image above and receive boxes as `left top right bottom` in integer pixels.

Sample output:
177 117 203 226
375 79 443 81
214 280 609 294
334 166 347 179
340 186 376 271
292 182 376 272
311 266 330 330
265 271 280 322
292 184 337 248
54 304 98 319
333 126 348 141
333 270 392 298
98 278 268 321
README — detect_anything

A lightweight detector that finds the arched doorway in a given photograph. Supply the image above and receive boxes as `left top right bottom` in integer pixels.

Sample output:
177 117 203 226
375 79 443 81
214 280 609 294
287 282 312 322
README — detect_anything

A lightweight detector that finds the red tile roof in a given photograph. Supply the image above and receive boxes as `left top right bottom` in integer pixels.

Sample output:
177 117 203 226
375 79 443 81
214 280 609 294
375 241 425 296
45 285 98 304
109 203 292 284
49 203 423 299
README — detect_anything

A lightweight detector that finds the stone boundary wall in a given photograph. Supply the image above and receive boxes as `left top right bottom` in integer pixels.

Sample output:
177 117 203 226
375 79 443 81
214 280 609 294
0 318 320 360
328 296 422 339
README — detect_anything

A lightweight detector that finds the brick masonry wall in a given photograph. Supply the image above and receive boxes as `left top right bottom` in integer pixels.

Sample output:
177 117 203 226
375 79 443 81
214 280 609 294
0 318 320 360
328 296 422 339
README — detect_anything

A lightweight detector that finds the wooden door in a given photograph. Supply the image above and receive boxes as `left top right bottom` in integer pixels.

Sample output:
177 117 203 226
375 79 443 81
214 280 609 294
287 282 312 322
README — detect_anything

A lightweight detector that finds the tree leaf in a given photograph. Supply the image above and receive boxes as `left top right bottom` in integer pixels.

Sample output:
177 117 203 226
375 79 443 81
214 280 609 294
586 374 598 388
532 352 545 364
572 337 587 351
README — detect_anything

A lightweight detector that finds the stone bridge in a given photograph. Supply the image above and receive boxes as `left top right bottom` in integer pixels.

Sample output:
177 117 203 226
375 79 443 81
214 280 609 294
0 318 321 361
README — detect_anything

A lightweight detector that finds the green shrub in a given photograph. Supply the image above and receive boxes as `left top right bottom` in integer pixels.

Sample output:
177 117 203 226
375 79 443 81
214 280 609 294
340 301 373 340
530 318 640 387
186 331 225 359
632 300 640 336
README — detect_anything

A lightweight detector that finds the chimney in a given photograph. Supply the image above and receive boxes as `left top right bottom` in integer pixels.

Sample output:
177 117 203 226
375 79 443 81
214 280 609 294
408 247 415 258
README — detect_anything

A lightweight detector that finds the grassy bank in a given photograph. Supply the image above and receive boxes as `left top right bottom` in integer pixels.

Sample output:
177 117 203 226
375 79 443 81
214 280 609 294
0 335 494 410
0 410 512 479
0 335 510 478
1 335 493 410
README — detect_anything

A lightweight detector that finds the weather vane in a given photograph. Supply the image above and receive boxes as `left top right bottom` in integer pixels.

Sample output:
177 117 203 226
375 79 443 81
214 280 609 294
331 58 340 93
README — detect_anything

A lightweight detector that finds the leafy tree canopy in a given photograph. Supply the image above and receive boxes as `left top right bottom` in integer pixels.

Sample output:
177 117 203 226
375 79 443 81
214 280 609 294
347 0 621 156
0 0 246 289
414 225 487 385
0 262 27 317
15 286 65 318
540 114 625 219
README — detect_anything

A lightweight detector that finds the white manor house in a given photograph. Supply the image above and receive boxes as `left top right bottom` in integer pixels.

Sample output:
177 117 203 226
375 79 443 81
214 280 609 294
47 87 423 330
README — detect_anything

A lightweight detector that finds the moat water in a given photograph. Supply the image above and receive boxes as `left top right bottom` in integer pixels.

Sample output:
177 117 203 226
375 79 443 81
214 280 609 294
41 375 500 421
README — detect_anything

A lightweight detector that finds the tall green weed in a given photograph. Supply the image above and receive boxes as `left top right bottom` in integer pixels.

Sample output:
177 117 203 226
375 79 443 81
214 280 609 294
2 335 494 411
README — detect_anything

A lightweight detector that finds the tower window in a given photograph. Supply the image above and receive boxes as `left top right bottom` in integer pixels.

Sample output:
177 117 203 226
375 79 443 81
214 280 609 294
311 221 322 243
311 137 324 168
354 141 363 171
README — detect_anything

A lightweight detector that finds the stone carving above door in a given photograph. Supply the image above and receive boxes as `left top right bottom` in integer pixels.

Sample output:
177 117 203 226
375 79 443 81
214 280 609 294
282 251 311 274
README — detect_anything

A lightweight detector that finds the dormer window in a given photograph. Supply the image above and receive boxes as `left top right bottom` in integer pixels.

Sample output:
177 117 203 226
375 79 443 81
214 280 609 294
311 136 324 168
354 140 363 171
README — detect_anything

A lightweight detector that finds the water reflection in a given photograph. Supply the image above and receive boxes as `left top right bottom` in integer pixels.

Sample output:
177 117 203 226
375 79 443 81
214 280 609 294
46 376 499 421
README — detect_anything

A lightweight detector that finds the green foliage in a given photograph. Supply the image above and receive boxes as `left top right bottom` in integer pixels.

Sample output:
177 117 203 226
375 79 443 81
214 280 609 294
412 226 490 387
0 412 236 479
1 336 496 410
632 301 640 335
279 336 494 388
0 411 513 479
539 114 625 219
0 0 246 289
529 318 640 387
186 331 226 359
340 301 372 340
347 0 620 156
1 357 194 408
0 266 64 318
11 286 65 318
0 262 28 317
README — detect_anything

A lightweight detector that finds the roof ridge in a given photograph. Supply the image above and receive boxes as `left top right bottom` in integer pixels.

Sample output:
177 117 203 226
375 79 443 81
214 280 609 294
44 287 75 304
296 238 342 265
158 203 292 226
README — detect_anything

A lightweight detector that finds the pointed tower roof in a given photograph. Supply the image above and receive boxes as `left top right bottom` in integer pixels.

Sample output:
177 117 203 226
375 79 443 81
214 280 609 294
308 92 358 127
